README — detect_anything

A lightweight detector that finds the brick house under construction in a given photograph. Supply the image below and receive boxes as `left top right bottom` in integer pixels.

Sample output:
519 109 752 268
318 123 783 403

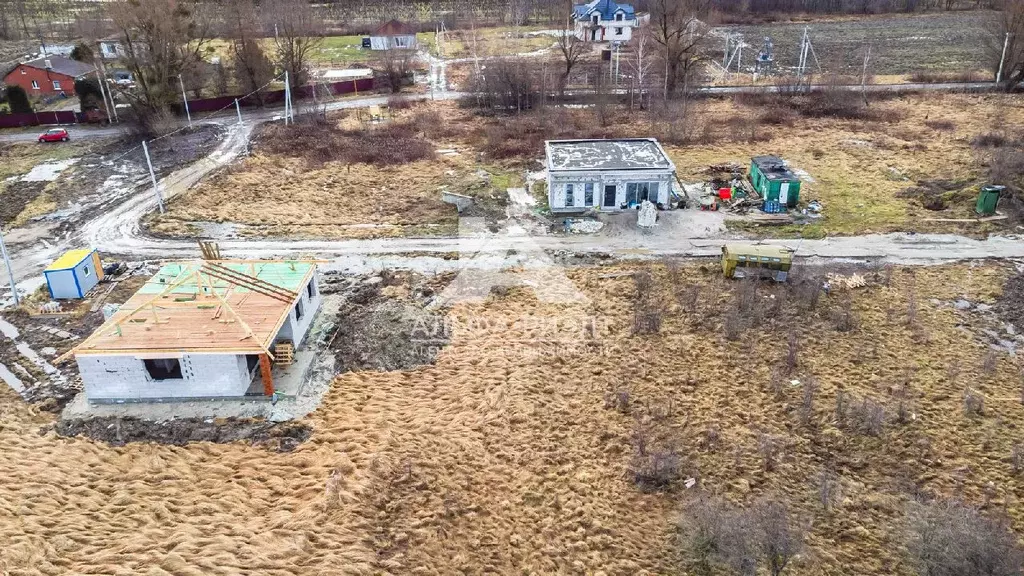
63 260 321 403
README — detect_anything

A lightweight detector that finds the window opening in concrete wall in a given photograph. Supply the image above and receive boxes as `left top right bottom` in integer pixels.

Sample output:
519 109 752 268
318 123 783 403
144 358 183 380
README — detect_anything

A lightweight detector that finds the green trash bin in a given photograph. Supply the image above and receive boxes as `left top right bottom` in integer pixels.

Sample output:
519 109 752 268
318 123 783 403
976 185 1004 215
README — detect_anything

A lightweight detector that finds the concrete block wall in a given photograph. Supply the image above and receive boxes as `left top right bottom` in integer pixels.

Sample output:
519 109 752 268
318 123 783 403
275 275 322 350
79 353 252 401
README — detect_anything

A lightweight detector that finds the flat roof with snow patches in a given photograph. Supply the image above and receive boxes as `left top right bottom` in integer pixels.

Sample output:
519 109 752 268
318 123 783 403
545 139 674 172
67 260 316 357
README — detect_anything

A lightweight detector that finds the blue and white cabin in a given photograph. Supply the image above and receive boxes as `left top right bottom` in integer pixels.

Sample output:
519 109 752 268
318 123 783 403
44 249 103 299
545 138 676 213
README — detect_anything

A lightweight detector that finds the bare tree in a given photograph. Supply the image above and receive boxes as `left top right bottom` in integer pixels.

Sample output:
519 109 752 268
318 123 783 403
628 25 655 109
376 47 414 93
107 0 213 130
908 499 1024 576
266 0 324 88
988 0 1024 89
650 0 714 99
751 498 803 576
555 11 586 96
226 0 274 105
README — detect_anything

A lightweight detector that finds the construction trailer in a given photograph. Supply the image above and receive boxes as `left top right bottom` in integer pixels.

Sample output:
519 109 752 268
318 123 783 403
62 260 321 403
750 156 801 209
545 138 676 212
722 244 793 282
44 249 103 299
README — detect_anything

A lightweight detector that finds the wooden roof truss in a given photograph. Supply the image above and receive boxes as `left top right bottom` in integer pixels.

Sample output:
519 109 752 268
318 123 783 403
57 263 303 363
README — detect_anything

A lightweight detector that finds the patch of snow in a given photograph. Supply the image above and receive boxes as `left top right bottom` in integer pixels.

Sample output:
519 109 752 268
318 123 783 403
0 362 24 393
507 187 537 207
0 318 20 339
18 158 78 182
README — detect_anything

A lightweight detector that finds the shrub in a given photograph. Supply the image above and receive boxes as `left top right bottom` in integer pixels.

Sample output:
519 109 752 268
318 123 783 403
604 389 631 414
830 295 858 332
757 433 781 472
629 447 681 489
751 498 803 576
963 387 985 417
258 120 434 167
680 495 804 576
924 119 955 131
972 131 1009 148
817 470 840 512
4 85 32 114
799 376 818 428
908 500 1024 576
840 395 886 436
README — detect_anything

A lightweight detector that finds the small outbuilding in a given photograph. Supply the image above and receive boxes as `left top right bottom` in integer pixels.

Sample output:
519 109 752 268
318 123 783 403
750 155 801 208
44 249 103 299
545 138 676 212
369 20 418 50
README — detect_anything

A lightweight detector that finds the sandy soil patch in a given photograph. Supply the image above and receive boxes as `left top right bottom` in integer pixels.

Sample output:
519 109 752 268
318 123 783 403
1 261 1022 574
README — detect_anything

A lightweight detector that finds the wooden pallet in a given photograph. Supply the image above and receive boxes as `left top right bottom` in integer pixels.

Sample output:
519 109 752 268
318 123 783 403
274 341 294 367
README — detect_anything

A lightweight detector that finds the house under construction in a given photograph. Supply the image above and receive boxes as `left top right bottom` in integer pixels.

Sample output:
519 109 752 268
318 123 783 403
64 259 321 403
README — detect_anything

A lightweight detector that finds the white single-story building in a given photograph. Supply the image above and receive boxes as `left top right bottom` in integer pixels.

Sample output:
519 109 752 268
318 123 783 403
64 260 321 403
572 0 638 43
545 138 676 212
369 20 418 51
98 39 127 60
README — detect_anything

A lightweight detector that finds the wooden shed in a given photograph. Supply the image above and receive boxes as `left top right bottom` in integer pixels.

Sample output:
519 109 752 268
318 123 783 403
750 156 801 208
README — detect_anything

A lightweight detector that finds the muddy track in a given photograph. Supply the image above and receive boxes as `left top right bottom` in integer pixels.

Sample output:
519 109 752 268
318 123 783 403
4 90 1023 301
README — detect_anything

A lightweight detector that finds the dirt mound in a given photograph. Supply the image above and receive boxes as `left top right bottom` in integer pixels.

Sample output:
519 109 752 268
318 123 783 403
54 416 312 451
996 270 1024 328
329 273 450 372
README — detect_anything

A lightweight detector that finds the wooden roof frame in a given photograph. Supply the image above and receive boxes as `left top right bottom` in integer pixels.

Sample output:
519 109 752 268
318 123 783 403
57 261 317 363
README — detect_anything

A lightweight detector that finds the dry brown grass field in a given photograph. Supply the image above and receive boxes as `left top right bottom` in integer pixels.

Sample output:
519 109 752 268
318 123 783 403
148 106 520 239
2 261 1022 575
150 93 1024 241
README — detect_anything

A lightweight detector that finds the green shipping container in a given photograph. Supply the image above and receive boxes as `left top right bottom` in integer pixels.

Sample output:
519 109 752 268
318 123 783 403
976 185 1004 215
750 156 802 208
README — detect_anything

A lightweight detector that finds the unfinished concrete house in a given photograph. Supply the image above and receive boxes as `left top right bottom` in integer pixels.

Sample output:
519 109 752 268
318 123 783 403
62 260 321 403
545 138 676 213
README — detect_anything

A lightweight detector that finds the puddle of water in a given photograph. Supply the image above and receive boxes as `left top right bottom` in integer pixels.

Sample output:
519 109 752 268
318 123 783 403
19 158 79 182
0 361 24 393
17 342 58 375
0 318 20 339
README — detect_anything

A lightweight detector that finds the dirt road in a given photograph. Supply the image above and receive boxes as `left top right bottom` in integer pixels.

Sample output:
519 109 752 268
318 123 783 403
2 91 1022 303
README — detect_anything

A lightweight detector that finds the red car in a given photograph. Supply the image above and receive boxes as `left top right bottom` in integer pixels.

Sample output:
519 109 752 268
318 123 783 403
38 128 69 143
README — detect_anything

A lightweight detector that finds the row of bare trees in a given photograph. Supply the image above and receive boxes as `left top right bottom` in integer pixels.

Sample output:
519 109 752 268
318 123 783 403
104 0 322 132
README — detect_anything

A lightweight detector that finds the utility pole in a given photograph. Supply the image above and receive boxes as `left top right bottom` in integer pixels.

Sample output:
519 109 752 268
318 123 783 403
178 74 192 129
141 141 165 213
997 32 1010 84
861 44 872 104
0 227 18 305
95 56 118 123
284 70 291 124
95 69 114 123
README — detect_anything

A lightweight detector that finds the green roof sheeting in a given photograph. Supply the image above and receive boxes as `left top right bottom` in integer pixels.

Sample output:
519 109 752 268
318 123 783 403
138 261 316 296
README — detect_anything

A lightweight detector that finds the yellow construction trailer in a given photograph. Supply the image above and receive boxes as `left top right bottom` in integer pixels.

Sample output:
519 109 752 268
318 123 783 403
721 244 793 282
